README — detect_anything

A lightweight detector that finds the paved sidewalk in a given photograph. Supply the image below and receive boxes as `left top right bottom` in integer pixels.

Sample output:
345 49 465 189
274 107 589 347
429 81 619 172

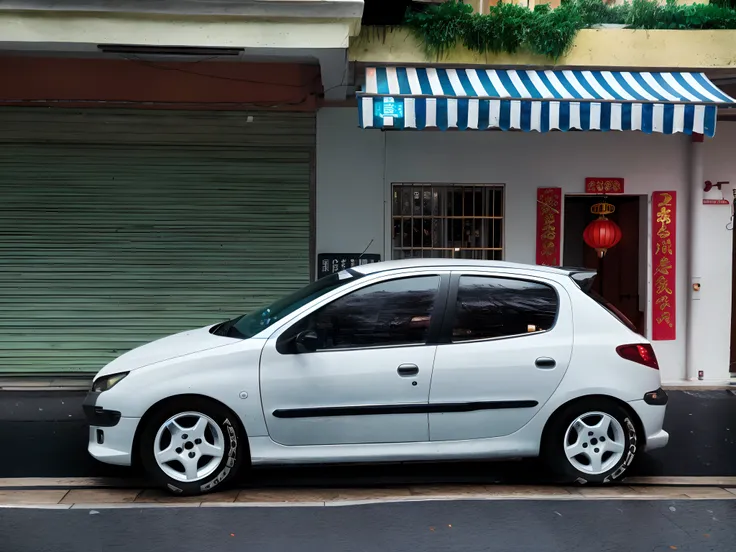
1 479 736 508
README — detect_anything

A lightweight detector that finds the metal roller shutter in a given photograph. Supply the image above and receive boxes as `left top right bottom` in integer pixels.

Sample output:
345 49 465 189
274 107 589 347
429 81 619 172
0 108 314 374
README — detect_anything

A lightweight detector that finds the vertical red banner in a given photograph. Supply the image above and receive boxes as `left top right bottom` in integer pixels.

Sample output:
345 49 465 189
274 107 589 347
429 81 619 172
536 187 562 266
651 191 677 341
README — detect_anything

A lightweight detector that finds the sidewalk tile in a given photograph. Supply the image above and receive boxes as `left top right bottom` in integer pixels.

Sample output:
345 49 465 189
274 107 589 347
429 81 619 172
408 485 489 496
0 477 136 488
334 488 412 501
572 486 639 497
629 486 689 498
237 489 338 503
484 485 574 497
682 487 736 499
135 489 238 503
627 476 736 486
0 490 69 504
61 489 141 504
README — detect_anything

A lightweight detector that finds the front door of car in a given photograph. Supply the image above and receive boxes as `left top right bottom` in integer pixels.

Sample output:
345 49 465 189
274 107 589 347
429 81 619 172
260 271 449 446
428 272 573 441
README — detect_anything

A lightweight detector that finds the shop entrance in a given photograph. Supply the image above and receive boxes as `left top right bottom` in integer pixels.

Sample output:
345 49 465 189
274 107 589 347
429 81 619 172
563 195 647 335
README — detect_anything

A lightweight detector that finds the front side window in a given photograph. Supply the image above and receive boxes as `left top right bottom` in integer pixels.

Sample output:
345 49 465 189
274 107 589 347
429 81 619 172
452 276 558 342
290 275 441 350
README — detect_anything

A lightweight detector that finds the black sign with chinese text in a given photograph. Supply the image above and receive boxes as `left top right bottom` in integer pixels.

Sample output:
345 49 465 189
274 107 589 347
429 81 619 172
317 253 381 279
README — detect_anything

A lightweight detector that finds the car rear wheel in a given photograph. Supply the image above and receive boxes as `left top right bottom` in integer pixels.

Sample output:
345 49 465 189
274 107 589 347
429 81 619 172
544 399 638 484
139 397 246 495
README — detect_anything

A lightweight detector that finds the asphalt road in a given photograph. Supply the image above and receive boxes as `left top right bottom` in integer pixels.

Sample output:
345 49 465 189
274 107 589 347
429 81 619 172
0 389 735 482
2 500 735 552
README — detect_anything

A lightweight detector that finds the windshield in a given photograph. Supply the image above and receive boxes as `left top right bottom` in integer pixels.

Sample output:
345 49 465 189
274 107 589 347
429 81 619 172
227 270 362 339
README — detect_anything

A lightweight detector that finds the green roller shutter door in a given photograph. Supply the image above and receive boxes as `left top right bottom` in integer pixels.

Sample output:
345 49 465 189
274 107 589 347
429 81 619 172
0 108 314 374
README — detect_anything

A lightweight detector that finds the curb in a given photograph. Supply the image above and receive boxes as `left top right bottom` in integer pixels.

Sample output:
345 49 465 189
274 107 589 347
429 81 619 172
0 377 91 391
0 477 735 510
2 475 736 490
2 490 736 510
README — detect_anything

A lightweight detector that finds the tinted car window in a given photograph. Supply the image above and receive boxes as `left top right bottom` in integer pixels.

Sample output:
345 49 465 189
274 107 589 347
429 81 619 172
230 270 361 339
294 275 441 350
452 276 558 342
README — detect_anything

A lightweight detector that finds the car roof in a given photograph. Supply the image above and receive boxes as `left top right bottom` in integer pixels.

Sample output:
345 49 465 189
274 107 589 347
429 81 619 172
352 258 591 277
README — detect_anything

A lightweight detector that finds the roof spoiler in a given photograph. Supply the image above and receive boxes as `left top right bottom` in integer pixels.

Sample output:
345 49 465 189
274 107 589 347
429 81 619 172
556 267 598 293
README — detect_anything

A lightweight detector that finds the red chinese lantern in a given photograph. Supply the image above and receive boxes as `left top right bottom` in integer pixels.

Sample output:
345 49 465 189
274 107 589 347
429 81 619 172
583 202 622 258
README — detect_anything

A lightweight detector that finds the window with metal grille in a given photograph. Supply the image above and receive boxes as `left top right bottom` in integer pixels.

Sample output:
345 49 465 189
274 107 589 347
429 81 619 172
391 183 504 260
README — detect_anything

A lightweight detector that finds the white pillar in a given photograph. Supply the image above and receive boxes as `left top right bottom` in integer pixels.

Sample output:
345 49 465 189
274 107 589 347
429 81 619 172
686 135 704 381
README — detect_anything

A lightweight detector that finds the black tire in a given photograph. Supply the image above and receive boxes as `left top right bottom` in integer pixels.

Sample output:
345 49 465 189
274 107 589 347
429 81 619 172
543 398 638 485
139 397 247 496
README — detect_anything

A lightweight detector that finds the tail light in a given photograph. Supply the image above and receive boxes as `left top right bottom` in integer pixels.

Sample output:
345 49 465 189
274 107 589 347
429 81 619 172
616 343 659 370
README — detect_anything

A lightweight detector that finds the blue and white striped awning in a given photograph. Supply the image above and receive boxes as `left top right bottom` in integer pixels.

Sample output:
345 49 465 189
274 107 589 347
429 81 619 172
358 67 736 137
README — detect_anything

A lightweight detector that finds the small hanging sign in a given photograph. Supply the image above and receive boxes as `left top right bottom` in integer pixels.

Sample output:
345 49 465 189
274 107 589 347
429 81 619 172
317 253 381 279
703 199 730 205
702 180 730 205
585 178 625 194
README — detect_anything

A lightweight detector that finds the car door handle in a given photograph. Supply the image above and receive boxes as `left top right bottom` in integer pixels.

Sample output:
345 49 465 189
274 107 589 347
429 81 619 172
535 357 556 369
397 364 419 377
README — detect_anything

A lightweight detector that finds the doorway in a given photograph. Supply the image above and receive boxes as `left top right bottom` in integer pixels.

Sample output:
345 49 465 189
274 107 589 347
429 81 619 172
563 195 646 335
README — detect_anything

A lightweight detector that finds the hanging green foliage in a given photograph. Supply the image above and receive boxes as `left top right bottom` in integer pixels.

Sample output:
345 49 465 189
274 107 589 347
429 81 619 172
525 3 582 60
402 0 473 59
403 0 736 62
462 3 531 55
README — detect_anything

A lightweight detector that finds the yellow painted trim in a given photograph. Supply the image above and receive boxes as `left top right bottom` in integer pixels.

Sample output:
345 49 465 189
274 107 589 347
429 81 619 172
350 27 736 69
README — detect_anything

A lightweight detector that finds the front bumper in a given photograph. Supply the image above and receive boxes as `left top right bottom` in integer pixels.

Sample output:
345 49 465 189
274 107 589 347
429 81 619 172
84 391 139 466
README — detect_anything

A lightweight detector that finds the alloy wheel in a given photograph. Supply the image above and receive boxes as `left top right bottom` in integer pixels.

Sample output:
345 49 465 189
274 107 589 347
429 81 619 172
153 411 225 483
563 411 626 475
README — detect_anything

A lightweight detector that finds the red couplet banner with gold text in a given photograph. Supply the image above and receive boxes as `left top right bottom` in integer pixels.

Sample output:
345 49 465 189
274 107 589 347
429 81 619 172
651 191 677 341
536 188 562 266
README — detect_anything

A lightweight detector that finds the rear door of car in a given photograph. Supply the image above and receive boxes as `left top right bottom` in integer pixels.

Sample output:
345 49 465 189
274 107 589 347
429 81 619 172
428 270 574 441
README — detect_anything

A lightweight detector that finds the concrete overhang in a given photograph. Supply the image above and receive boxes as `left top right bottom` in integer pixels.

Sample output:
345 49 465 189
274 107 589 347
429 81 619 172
0 5 364 100
0 0 364 20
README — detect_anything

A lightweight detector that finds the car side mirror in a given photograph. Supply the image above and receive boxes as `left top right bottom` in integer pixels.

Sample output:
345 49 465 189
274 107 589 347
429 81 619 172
295 330 319 354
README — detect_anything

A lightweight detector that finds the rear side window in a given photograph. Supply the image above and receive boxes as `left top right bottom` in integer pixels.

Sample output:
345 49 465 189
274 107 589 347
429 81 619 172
452 276 558 342
586 289 638 333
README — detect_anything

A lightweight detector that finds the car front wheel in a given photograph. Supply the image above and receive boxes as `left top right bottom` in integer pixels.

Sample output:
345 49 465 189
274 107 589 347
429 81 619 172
544 399 638 484
139 397 246 495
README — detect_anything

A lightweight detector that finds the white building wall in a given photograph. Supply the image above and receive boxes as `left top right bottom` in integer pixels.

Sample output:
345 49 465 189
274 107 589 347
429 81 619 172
317 107 736 384
698 123 736 382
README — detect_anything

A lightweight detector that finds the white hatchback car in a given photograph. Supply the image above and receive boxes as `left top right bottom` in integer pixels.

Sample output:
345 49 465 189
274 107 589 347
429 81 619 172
85 260 668 495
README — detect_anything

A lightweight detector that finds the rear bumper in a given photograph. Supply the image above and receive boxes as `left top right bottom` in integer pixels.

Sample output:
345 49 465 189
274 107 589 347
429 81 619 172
627 395 669 452
644 429 669 451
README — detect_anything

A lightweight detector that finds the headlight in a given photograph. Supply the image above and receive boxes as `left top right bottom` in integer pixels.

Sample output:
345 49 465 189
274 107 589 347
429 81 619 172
92 372 129 393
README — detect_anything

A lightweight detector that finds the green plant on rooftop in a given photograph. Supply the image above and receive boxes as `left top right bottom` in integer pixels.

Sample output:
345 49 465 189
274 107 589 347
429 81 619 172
403 0 736 61
462 2 530 55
